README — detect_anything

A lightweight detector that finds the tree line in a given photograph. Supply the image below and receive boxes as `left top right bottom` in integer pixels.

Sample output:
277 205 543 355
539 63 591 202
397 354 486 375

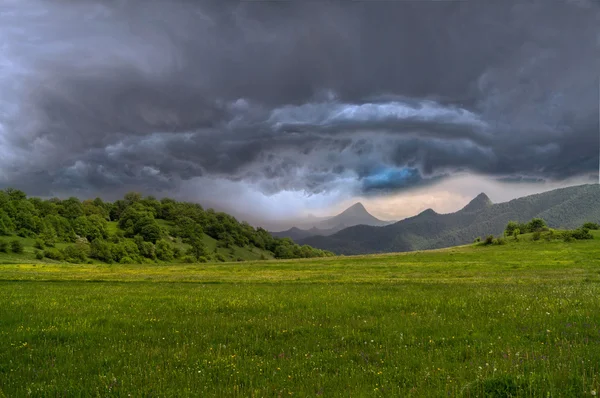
474 217 598 245
0 189 334 263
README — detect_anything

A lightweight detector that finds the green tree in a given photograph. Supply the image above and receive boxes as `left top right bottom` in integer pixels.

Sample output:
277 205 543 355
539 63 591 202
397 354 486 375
527 218 547 232
186 237 207 261
0 210 14 235
504 221 519 236
59 197 84 220
124 192 142 206
156 240 174 261
512 228 520 241
139 219 162 243
90 239 114 263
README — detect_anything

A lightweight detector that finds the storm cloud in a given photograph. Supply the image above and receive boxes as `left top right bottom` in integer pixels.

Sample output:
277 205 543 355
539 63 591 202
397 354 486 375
0 0 598 210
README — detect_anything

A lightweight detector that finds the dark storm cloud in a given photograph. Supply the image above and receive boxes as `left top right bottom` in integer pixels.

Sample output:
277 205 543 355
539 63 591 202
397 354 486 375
0 0 598 199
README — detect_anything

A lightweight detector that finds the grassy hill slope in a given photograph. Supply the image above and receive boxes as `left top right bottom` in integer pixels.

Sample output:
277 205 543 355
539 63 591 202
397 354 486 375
300 184 600 254
0 189 331 265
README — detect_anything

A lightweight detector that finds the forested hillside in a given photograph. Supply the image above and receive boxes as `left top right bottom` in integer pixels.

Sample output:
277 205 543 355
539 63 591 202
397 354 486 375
300 184 600 255
0 189 333 264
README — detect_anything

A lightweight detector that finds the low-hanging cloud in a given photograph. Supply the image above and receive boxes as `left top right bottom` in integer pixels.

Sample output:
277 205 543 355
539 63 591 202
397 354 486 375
0 0 598 217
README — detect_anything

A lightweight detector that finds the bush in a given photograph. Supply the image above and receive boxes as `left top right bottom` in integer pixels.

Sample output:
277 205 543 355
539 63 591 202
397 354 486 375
10 239 24 254
484 235 494 245
139 241 156 259
182 256 196 263
563 234 574 243
119 256 135 264
34 240 45 250
215 253 226 262
569 228 593 240
89 239 114 263
35 251 44 260
532 231 541 241
61 243 90 263
582 222 600 230
512 229 520 241
44 248 64 261
544 229 556 241
17 229 35 238
156 240 174 261
473 237 481 243
172 247 182 259
494 237 506 245
0 240 7 253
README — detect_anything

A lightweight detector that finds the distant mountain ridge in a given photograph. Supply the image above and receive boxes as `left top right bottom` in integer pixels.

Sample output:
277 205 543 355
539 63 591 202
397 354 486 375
298 184 600 255
272 202 392 239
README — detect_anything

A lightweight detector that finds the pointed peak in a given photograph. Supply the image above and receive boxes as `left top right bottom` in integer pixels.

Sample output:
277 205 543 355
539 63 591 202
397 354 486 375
462 192 492 212
340 202 369 215
348 202 366 211
419 208 437 216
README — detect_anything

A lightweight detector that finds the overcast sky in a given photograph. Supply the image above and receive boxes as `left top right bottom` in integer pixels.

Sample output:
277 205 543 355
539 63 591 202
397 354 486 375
0 0 598 225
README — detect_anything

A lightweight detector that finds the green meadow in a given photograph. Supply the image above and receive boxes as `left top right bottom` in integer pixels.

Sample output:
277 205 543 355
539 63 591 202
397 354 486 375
1 234 600 397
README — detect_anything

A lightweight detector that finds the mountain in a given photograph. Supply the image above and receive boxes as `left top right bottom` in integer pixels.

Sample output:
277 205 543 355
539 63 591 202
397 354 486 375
461 193 493 212
318 202 390 229
299 184 600 255
272 202 392 239
272 226 342 240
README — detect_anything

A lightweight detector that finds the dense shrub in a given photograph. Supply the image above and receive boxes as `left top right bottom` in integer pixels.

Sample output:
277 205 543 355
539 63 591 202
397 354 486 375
0 239 7 253
61 243 90 263
44 248 64 261
567 228 593 240
155 240 174 261
89 239 114 263
10 239 24 253
582 222 599 230
484 235 494 245
512 229 520 241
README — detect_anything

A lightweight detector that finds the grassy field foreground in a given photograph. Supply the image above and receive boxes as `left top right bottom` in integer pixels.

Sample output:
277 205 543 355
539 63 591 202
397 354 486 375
1 236 600 396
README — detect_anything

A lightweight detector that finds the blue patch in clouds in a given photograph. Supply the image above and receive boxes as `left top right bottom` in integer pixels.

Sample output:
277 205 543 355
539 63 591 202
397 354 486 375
362 167 422 192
